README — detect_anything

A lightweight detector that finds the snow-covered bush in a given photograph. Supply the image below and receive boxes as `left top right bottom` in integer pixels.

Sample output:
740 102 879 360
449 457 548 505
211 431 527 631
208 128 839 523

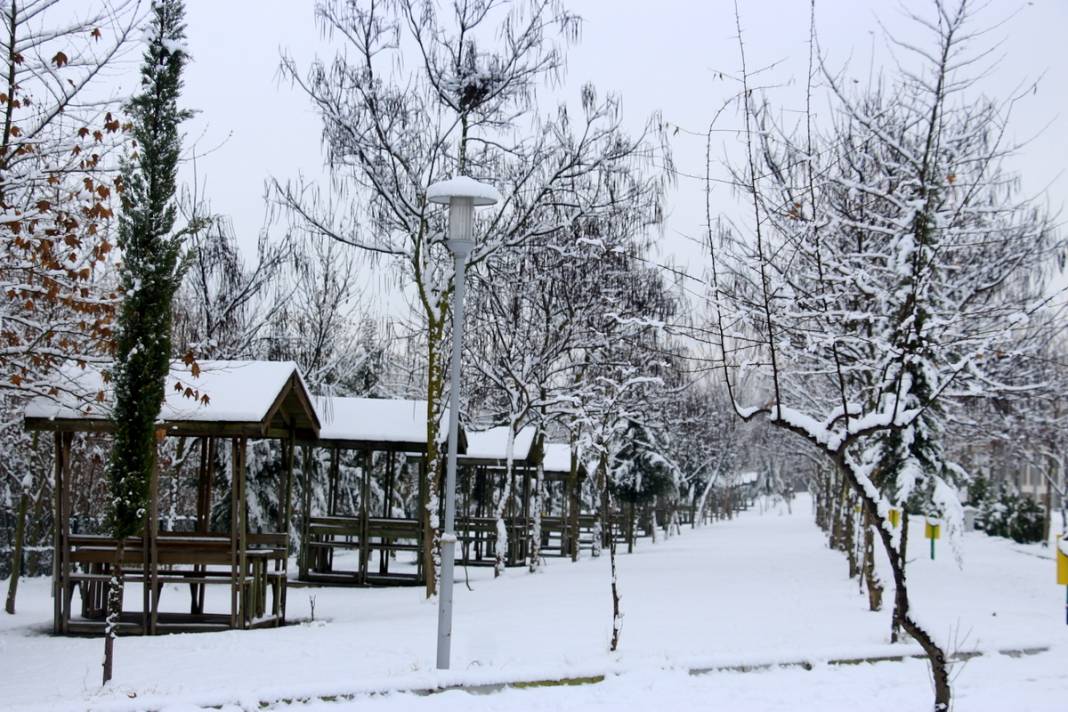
971 476 1044 544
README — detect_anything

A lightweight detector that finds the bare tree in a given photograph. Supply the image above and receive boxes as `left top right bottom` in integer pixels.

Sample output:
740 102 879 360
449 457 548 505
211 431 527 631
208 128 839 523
276 0 666 596
0 0 139 617
707 2 1065 708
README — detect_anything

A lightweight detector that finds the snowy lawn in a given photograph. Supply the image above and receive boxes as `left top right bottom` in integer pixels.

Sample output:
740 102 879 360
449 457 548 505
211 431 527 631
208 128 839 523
1 496 1064 711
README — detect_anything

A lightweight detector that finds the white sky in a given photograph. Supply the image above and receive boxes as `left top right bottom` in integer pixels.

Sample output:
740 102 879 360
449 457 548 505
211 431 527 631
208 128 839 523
108 0 1068 310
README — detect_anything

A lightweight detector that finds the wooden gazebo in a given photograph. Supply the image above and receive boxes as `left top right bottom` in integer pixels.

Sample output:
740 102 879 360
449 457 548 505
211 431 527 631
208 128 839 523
455 426 540 567
537 442 593 558
25 360 319 635
299 396 466 586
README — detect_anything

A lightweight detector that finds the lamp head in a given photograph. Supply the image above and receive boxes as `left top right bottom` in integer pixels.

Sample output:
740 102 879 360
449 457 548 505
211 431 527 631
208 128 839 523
426 176 500 206
427 176 500 256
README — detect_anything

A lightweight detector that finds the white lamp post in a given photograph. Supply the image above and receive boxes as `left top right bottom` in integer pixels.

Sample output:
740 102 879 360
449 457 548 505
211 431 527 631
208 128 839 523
426 175 500 670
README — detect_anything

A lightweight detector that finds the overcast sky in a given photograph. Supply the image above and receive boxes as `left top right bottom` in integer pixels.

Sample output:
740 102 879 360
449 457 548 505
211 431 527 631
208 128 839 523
110 0 1068 310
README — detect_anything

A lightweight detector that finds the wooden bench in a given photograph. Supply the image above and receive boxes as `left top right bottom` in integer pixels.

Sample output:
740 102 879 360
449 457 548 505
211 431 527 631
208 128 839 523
62 531 286 632
302 515 423 584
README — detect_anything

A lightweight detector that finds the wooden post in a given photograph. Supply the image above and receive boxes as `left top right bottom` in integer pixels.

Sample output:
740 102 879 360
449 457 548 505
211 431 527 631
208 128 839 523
238 439 248 627
145 430 161 635
299 444 313 580
196 437 209 531
326 446 339 572
193 437 212 614
282 431 295 537
52 432 64 634
229 438 240 629
380 450 394 575
417 458 427 583
359 450 371 584
474 467 487 563
328 446 339 516
59 432 72 634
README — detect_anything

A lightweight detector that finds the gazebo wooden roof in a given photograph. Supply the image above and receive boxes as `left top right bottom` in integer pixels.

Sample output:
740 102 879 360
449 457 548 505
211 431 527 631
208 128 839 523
459 425 539 467
312 395 465 452
24 360 319 635
540 442 588 481
24 360 320 440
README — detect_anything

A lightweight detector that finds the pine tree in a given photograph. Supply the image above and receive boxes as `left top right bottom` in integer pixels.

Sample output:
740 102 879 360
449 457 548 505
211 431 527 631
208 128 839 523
103 0 192 684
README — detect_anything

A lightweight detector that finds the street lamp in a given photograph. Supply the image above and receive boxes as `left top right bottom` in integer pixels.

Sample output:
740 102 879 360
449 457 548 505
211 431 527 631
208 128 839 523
426 175 500 670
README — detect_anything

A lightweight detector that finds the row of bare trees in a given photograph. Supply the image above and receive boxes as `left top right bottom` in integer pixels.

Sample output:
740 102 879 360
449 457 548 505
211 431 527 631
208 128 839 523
703 2 1067 709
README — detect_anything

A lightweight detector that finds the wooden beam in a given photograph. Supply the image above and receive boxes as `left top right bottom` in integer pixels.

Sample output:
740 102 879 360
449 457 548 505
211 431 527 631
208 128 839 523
60 432 72 634
52 432 64 634
299 445 313 581
147 430 161 635
238 439 248 628
359 450 371 584
229 438 239 630
281 433 295 533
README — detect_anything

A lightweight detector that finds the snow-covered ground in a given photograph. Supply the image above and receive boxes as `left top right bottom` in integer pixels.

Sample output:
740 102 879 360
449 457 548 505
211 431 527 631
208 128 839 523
1 496 1064 711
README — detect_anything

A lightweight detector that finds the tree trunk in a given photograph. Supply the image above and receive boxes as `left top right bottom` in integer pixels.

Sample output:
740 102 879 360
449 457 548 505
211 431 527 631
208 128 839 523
102 540 125 685
567 441 581 562
844 494 859 579
839 460 948 711
493 428 518 577
862 506 883 611
609 533 621 652
592 454 607 558
891 502 909 643
4 492 29 614
528 459 544 573
1043 461 1053 544
422 326 444 598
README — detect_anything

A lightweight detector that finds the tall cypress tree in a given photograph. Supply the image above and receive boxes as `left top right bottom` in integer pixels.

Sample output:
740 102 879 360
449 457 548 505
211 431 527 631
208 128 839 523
103 0 191 684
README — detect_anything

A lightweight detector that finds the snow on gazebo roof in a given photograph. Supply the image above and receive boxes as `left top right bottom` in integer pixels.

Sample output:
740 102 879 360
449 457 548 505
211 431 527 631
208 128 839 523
540 442 589 480
461 425 537 465
542 443 571 473
732 470 760 487
313 395 459 452
24 360 320 439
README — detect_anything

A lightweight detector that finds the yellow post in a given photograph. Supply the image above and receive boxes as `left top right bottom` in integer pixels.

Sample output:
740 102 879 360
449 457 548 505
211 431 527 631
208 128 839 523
925 518 940 560
888 508 901 528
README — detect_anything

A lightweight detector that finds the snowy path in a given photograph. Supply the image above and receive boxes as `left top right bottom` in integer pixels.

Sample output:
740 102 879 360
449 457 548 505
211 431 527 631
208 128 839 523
1 497 1064 711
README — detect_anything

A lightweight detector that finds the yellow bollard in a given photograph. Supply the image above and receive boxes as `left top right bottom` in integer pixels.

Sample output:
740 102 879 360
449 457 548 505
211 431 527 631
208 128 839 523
888 508 901 528
925 518 940 560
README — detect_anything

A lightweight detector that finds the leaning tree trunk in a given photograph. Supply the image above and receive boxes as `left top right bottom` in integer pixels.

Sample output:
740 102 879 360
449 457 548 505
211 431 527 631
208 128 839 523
891 502 909 643
4 492 30 614
840 459 949 711
102 540 125 684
